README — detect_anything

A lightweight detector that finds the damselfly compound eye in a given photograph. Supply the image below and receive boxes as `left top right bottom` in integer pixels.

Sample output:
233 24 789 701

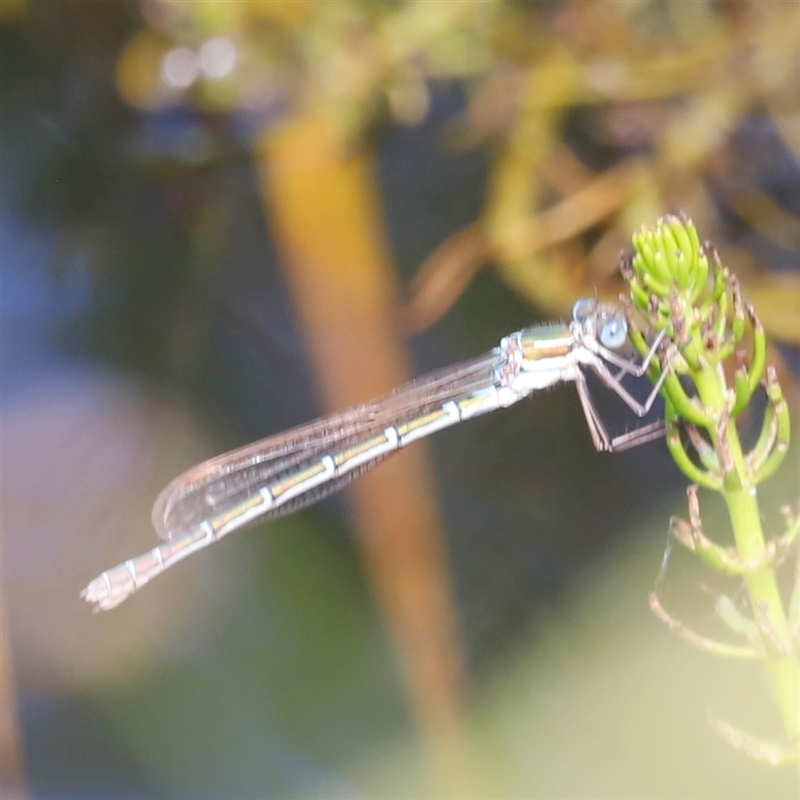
600 315 628 350
572 297 597 323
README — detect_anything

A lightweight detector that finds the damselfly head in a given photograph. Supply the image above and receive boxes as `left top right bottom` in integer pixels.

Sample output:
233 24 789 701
572 298 629 351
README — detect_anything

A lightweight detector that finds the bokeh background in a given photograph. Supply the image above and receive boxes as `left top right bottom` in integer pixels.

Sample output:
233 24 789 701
2 2 799 798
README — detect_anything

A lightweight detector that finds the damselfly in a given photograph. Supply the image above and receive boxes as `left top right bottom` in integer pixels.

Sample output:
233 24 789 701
82 298 668 611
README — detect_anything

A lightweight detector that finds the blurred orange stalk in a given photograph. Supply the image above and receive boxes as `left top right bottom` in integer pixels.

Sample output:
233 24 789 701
255 115 472 792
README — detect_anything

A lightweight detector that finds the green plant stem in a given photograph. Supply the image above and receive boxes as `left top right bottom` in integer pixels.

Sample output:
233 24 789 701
729 487 799 729
692 365 800 765
629 215 798 770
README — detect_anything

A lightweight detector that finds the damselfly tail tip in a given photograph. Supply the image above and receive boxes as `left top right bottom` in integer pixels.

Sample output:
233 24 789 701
81 577 123 613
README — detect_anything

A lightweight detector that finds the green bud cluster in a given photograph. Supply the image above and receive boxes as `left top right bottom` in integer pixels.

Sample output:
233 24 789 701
622 214 787 489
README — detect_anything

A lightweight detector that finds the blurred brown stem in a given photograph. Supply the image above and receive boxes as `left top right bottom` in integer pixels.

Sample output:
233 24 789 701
399 154 638 333
254 114 473 795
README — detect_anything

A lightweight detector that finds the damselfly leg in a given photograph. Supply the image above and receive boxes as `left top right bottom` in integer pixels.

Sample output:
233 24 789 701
575 326 674 452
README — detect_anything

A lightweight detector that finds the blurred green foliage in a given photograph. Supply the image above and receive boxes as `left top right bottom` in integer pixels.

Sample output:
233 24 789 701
109 0 800 340
6 0 799 364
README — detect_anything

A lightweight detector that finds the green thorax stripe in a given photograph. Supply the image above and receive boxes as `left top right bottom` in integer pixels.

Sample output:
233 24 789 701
518 325 574 360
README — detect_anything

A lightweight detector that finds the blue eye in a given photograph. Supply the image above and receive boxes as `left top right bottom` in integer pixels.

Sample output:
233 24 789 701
572 298 597 323
600 316 627 349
